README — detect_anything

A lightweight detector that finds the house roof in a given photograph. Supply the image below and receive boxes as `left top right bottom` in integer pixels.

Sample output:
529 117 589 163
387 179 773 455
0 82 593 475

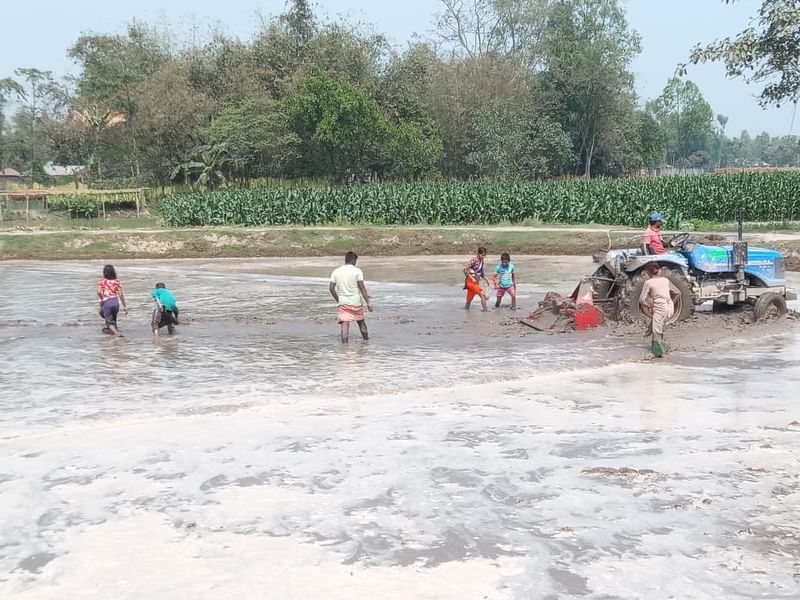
0 167 22 177
43 162 86 177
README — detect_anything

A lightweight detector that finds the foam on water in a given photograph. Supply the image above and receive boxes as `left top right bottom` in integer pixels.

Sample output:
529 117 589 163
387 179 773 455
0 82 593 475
1 258 799 599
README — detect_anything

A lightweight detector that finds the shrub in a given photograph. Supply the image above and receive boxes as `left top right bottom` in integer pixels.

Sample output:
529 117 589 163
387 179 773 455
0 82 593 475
49 195 100 219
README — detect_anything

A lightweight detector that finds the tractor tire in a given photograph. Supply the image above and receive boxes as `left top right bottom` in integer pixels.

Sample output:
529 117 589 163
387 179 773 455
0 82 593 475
622 266 694 324
753 292 788 322
663 267 695 322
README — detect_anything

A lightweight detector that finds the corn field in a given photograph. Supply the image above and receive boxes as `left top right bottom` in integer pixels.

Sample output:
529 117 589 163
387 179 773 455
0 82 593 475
159 173 800 227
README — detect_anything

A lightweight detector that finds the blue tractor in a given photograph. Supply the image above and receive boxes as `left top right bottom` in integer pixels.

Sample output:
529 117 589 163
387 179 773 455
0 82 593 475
590 231 796 323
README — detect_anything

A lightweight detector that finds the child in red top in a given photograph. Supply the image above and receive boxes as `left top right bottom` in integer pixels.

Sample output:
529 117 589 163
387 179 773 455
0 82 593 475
97 264 128 335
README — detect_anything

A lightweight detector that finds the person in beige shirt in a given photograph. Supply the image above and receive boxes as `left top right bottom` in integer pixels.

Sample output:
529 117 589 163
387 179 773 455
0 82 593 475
639 263 680 356
329 251 373 343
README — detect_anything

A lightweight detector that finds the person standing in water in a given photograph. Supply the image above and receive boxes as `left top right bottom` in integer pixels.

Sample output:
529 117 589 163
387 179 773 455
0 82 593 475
329 251 373 343
463 246 489 311
97 264 128 336
493 252 517 309
639 263 678 357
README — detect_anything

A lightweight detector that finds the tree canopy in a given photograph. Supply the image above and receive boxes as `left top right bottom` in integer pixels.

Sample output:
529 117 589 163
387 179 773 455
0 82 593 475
0 0 796 187
686 0 800 107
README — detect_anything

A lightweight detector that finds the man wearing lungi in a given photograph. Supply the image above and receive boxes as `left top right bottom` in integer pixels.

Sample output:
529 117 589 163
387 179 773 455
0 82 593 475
329 251 374 343
639 263 679 357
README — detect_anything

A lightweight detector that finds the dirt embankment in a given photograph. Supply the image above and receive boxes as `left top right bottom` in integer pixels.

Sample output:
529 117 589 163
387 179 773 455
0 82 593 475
2 226 800 269
0 227 609 261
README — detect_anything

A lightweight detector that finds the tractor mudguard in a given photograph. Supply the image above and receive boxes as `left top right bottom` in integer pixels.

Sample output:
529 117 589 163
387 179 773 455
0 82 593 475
624 253 689 275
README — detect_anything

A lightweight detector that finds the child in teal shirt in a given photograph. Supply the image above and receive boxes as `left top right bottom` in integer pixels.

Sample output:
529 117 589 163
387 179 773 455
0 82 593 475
493 253 517 309
151 282 179 336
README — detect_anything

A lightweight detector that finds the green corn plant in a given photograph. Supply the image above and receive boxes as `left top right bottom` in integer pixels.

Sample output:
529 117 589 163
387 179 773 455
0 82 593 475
159 172 800 228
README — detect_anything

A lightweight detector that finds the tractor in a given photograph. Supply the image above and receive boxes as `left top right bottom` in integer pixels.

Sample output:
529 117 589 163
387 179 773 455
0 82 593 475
589 230 796 323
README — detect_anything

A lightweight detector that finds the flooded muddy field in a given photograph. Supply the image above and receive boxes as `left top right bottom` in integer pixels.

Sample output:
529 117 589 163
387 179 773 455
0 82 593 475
1 257 799 599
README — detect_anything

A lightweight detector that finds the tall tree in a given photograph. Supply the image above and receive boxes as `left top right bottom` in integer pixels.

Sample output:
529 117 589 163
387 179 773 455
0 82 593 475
14 68 55 186
714 113 728 168
647 78 713 166
130 61 217 184
287 71 390 181
69 23 170 177
0 78 23 169
466 101 572 178
538 0 641 177
280 0 317 55
435 0 550 63
207 96 299 180
69 107 126 178
635 111 666 170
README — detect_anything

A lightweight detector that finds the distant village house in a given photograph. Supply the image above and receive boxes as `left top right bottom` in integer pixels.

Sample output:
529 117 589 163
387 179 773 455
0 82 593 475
43 162 87 179
0 167 22 190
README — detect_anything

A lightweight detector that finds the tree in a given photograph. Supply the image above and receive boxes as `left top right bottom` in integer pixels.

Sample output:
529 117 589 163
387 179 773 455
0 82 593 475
423 50 529 177
378 44 445 179
280 0 317 55
287 71 390 181
69 108 126 178
130 61 217 184
384 121 444 180
715 113 729 168
0 78 23 169
538 0 641 177
753 130 771 165
69 23 170 177
435 0 550 62
685 0 800 106
636 111 666 169
14 68 56 186
208 96 299 180
648 77 713 166
170 143 230 189
466 101 572 178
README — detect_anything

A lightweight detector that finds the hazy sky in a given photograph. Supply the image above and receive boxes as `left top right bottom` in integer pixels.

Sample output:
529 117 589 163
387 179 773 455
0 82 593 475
1 0 795 137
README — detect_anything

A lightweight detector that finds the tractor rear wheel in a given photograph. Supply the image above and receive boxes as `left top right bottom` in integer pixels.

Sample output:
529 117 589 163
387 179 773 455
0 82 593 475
663 267 695 322
622 266 694 324
753 292 788 321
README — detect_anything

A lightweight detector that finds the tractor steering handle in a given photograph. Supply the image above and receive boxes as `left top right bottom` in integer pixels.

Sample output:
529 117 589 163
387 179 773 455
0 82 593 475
668 232 691 250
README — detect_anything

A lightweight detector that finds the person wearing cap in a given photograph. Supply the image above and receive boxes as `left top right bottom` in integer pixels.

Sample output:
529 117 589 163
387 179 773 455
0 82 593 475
643 212 667 255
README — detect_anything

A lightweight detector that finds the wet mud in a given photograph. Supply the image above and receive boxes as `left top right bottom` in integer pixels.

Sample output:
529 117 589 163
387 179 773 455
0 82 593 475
1 257 800 599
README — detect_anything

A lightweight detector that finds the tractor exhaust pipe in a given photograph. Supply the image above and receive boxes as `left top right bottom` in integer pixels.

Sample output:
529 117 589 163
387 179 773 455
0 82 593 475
733 206 746 284
737 206 743 242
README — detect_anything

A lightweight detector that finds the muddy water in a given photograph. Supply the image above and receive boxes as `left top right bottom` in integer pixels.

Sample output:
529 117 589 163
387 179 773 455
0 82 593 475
1 257 799 599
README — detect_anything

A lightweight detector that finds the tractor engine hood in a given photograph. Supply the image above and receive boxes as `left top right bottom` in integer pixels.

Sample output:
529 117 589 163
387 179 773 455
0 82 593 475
687 244 785 283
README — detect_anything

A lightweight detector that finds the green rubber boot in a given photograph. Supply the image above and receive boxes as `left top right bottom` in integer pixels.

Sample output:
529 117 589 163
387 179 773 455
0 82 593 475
651 340 664 358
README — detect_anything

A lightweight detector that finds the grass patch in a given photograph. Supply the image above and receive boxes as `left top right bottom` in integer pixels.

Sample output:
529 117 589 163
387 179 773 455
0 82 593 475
0 215 161 231
684 219 800 232
1 225 797 262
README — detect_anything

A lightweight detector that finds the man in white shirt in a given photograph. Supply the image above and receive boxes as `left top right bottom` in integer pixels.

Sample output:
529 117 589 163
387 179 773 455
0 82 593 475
329 251 374 343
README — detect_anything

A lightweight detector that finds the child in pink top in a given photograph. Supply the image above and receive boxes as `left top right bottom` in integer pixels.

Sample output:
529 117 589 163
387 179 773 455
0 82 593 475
97 264 128 335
